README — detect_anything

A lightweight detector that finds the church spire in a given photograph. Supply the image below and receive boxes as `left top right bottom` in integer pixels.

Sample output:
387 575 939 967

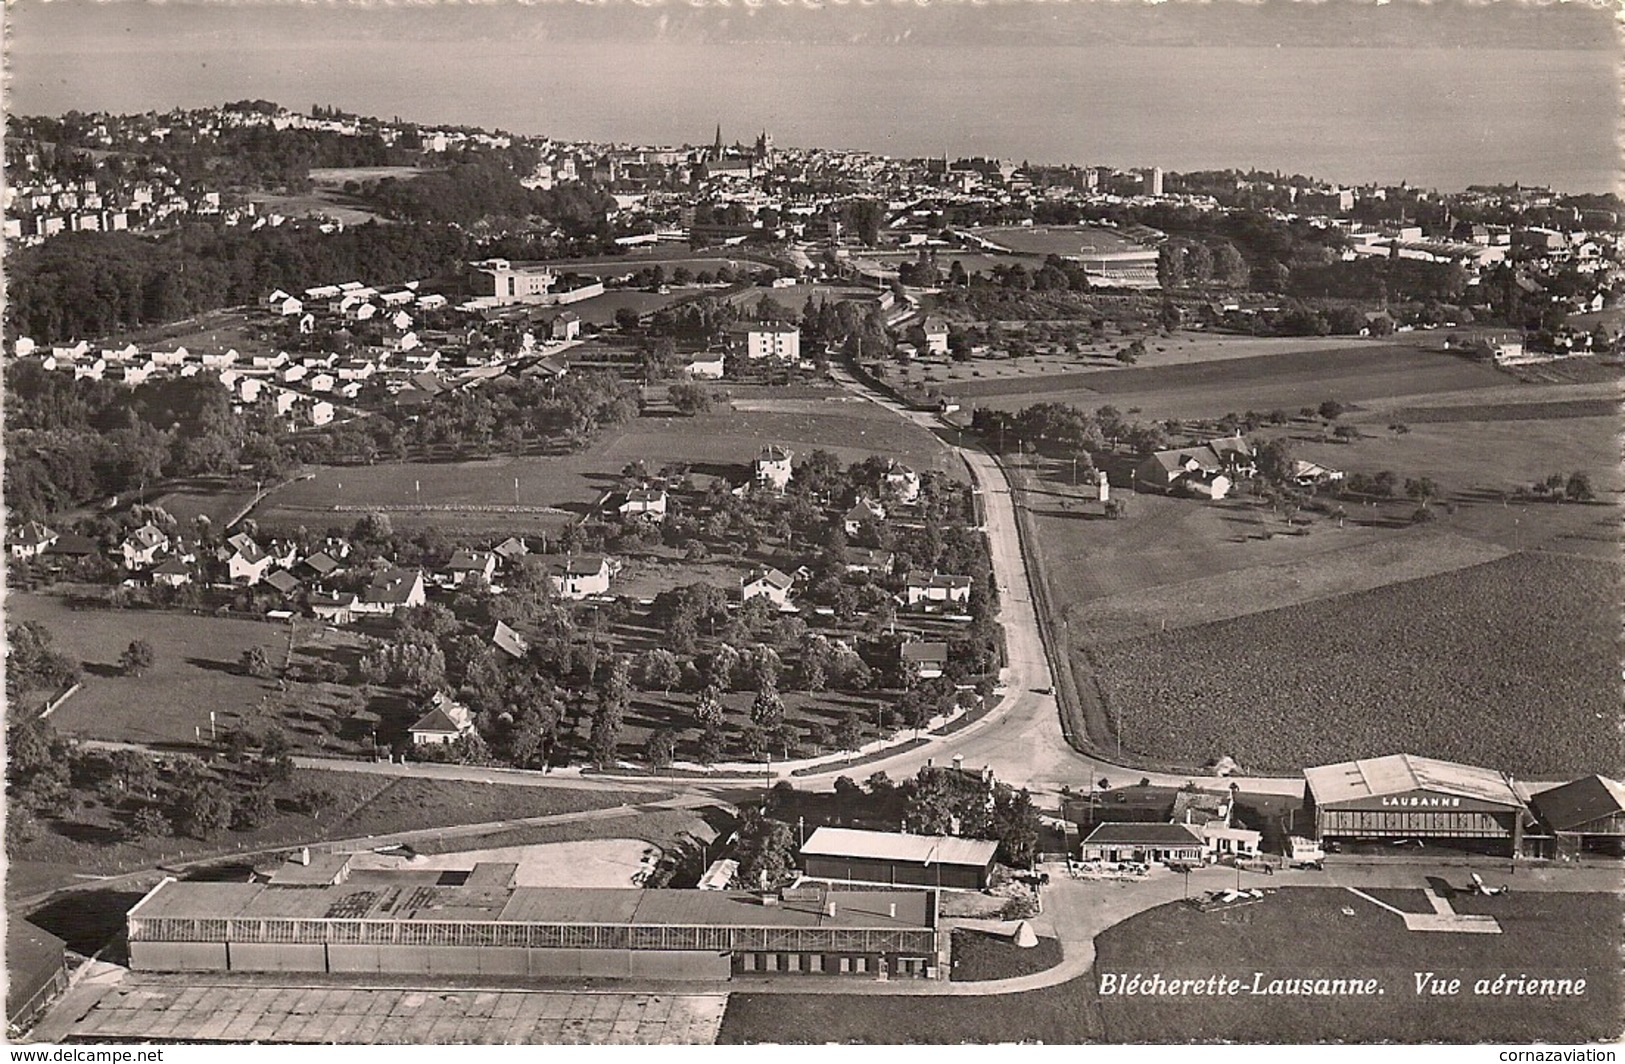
713 122 723 162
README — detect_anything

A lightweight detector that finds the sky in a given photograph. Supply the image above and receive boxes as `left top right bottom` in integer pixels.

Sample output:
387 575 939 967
4 0 1620 191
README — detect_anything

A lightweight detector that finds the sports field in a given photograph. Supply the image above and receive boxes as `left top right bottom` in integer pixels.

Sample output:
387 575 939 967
1093 888 1622 1043
969 224 1148 258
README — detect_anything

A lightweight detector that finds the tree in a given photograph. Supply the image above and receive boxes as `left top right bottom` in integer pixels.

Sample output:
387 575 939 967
173 781 234 839
1332 424 1361 443
1254 437 1295 484
1565 472 1595 502
7 717 71 811
694 683 726 726
1318 399 1345 421
733 811 797 889
589 707 623 767
130 806 173 839
835 711 864 751
231 786 278 830
637 648 682 694
738 721 769 759
643 728 677 769
240 645 274 679
120 639 155 677
668 382 713 416
696 722 726 764
6 622 82 700
750 684 785 729
1404 477 1439 506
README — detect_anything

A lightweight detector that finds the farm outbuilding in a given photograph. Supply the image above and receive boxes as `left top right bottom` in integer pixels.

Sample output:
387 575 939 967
1303 754 1535 856
799 827 998 891
125 870 943 981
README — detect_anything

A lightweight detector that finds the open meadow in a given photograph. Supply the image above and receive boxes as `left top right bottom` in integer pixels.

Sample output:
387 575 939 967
1092 551 1620 776
955 343 1511 420
7 593 322 745
1093 888 1622 1043
1003 341 1621 774
257 398 960 536
7 765 659 902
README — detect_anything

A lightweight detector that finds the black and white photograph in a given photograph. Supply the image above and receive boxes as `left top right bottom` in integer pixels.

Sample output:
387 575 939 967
1 0 1620 1048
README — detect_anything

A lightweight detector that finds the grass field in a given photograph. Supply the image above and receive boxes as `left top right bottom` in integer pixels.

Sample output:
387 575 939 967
902 334 1373 388
6 594 323 744
717 973 1105 1043
950 929 1065 982
956 344 1511 421
258 402 958 535
6 766 657 901
1093 552 1620 776
1093 888 1623 1043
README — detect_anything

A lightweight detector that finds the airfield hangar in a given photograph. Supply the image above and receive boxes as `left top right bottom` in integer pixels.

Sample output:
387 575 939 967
125 861 945 981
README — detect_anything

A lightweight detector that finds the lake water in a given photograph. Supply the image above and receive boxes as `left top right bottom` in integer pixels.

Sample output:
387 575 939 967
9 32 1618 193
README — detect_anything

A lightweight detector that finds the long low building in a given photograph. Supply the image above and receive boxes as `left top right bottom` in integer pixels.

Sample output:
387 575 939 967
1303 754 1536 855
126 867 943 981
799 827 1000 891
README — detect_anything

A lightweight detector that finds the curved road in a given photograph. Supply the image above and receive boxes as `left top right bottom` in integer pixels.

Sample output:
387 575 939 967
813 364 1304 800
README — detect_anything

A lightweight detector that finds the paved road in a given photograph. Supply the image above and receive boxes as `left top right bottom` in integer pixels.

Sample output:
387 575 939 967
815 364 1304 801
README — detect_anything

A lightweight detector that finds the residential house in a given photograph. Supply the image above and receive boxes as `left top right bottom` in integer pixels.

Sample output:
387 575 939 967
223 533 273 585
741 567 795 610
754 445 794 492
297 551 343 582
9 521 59 560
1202 824 1264 861
148 557 193 588
548 556 613 600
685 354 725 380
310 591 361 625
913 317 951 356
883 461 922 504
550 312 582 342
268 292 304 316
904 571 973 609
263 569 303 597
119 524 169 568
409 691 476 746
843 498 887 537
306 400 336 428
492 537 530 567
491 620 530 660
843 547 895 576
619 487 669 522
900 640 949 681
357 568 427 615
446 550 497 588
1207 435 1257 478
743 323 800 363
1290 460 1345 487
1134 444 1232 500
